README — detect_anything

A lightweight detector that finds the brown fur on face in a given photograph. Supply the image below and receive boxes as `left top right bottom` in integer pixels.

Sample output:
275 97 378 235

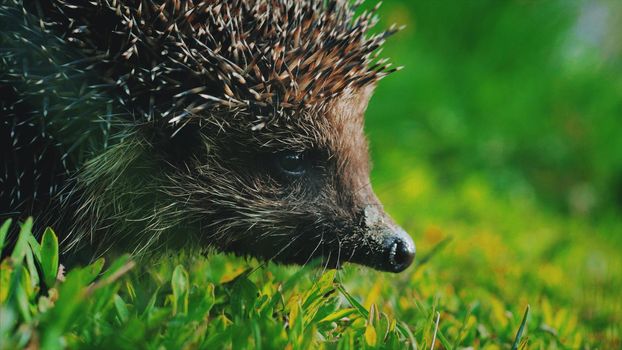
156 85 413 271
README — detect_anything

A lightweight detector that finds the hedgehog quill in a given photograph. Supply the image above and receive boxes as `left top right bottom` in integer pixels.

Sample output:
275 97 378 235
0 0 415 272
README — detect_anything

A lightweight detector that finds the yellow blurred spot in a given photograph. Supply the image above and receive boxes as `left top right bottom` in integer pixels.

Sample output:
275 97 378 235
466 314 477 330
364 281 382 309
386 4 414 35
0 260 12 303
537 263 564 288
461 178 491 208
424 225 444 245
490 297 509 328
399 296 411 310
399 168 431 201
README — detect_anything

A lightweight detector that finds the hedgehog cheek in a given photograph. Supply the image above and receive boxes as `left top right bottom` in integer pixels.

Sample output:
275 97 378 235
347 205 416 273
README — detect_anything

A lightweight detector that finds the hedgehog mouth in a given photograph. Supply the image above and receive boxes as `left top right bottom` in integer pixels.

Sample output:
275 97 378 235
316 230 416 273
220 219 415 273
227 227 415 273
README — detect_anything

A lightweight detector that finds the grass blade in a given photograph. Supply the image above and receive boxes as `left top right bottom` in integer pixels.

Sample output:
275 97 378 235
10 218 33 263
0 219 12 254
40 227 59 288
430 311 440 350
511 305 530 350
415 237 452 270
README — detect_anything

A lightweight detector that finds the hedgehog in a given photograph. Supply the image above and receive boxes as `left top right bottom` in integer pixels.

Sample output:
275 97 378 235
0 0 415 272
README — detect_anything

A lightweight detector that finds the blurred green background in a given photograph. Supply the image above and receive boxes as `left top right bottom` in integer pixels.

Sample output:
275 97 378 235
369 0 622 218
361 0 622 347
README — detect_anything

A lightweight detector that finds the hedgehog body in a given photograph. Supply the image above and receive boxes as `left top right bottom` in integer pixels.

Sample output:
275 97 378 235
0 0 415 272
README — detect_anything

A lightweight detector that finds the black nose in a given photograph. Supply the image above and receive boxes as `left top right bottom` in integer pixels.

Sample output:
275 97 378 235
384 231 416 273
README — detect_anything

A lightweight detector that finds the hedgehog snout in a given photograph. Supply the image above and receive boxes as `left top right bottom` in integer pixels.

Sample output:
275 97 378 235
381 227 416 273
359 205 416 273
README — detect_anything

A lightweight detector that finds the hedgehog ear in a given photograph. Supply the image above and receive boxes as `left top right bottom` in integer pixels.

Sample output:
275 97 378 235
350 83 377 115
329 84 377 121
358 83 377 111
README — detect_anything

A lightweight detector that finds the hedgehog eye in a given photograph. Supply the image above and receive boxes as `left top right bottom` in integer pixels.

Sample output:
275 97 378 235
275 151 306 176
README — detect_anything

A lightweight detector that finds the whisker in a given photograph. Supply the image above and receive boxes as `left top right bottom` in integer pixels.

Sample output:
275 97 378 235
253 232 303 274
303 231 325 267
321 249 332 275
335 236 343 279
